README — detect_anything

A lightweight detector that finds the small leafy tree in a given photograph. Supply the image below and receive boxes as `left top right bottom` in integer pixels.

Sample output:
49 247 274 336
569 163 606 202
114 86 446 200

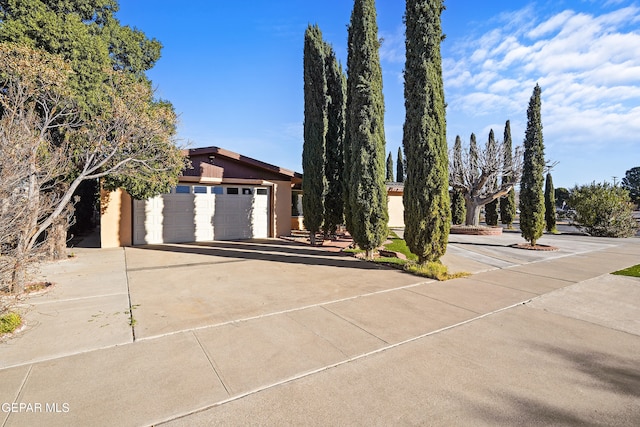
519 84 546 246
544 173 557 232
0 0 163 116
622 166 640 205
386 152 394 182
569 182 638 237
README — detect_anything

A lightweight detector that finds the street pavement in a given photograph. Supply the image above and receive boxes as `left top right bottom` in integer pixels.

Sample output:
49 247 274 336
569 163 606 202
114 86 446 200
1 231 639 426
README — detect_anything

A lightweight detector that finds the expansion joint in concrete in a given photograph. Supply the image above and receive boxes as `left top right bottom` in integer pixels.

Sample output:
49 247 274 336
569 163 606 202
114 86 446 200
2 365 33 427
192 331 230 396
123 248 136 342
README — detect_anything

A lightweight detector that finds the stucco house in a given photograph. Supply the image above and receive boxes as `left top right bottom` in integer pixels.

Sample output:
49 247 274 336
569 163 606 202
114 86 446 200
290 182 407 229
387 182 405 228
100 146 302 248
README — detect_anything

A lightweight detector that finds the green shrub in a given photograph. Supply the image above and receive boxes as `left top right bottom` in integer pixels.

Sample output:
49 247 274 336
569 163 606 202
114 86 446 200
451 190 466 225
350 233 471 280
343 248 365 255
568 182 638 237
0 312 22 334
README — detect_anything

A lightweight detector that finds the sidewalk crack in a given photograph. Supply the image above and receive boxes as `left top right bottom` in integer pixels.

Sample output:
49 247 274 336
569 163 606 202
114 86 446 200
321 306 389 345
283 311 350 358
404 287 482 315
123 248 136 342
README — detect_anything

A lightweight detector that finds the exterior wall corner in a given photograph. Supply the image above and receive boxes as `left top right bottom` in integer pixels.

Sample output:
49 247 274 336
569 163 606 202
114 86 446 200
100 188 133 248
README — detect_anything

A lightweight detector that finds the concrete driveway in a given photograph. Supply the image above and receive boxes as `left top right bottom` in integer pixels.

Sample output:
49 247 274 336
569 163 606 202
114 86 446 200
1 233 639 426
124 240 421 340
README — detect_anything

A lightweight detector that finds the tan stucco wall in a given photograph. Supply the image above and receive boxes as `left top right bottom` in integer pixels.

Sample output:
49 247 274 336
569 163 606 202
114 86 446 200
388 194 405 227
100 188 132 248
272 180 292 237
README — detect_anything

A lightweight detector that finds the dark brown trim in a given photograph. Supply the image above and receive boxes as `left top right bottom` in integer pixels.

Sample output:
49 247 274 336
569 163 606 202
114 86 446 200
187 146 301 180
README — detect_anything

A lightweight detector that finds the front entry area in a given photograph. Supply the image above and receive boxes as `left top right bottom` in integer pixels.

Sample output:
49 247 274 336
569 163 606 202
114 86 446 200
133 184 270 245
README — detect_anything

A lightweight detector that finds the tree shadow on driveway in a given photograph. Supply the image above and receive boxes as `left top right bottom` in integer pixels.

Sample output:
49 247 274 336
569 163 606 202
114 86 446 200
191 239 348 258
449 341 640 425
134 240 387 271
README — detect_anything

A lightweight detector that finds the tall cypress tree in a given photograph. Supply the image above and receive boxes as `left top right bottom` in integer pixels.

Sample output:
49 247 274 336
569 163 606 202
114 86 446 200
403 0 450 264
343 12 355 237
520 84 546 246
396 146 404 183
346 0 388 259
462 132 480 225
302 24 327 245
323 45 347 237
386 152 394 181
451 135 466 225
484 129 499 226
500 120 516 228
545 172 557 232
469 133 479 184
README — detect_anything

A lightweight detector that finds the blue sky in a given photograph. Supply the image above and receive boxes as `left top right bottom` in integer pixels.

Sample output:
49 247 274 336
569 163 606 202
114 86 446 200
117 1 640 189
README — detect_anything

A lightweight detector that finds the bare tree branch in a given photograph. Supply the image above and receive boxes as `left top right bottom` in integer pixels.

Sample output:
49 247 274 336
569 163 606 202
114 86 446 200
449 135 524 226
1 44 184 293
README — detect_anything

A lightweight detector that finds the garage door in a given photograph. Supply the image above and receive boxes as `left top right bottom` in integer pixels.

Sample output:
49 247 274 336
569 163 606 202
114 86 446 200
133 185 269 245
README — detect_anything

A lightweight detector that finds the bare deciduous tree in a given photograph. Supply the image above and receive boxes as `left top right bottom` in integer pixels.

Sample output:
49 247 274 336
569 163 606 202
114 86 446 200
449 132 524 226
0 44 185 293
0 44 79 293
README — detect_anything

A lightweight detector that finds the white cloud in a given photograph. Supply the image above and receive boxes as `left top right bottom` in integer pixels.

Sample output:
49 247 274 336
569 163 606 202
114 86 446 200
584 61 640 85
443 58 473 88
443 3 640 146
545 104 640 147
528 10 575 38
451 92 516 117
379 26 405 64
442 2 640 185
470 48 489 63
494 5 538 36
488 78 521 94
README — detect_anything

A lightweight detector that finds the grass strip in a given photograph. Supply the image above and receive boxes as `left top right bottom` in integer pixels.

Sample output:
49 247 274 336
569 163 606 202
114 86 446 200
346 232 471 281
612 264 640 278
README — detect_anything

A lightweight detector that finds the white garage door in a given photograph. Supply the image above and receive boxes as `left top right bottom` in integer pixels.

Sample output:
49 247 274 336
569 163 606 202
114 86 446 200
133 185 269 245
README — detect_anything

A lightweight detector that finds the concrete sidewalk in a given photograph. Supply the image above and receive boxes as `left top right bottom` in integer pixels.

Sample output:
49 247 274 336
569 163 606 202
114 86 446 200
1 233 639 426
0 248 132 368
